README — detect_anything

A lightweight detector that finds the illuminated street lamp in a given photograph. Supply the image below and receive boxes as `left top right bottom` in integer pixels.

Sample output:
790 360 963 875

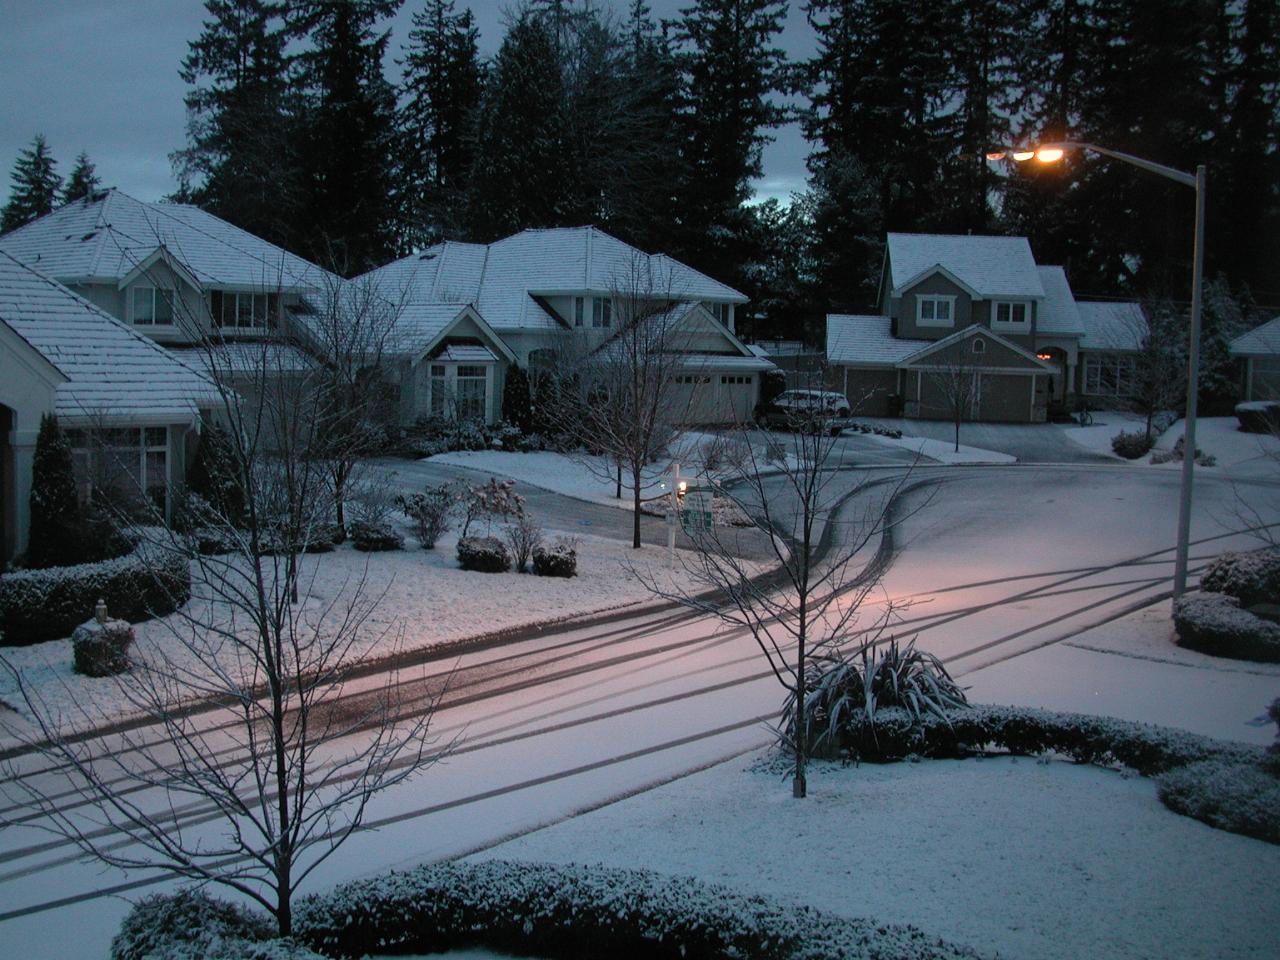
990 141 1206 598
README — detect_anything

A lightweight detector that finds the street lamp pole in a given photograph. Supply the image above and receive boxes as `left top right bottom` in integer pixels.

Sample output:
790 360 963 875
988 141 1205 597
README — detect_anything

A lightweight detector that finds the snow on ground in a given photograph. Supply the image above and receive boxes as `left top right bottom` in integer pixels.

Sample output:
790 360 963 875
1063 411 1280 477
475 749 1280 960
1060 408 1148 459
841 427 1015 465
0 526 697 737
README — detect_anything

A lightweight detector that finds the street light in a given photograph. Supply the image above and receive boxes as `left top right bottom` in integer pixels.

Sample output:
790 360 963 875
989 141 1206 598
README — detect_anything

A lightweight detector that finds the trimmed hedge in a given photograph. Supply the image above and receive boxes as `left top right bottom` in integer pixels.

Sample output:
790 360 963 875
111 889 320 960
347 519 403 552
1172 591 1280 662
0 539 190 647
294 859 987 960
1235 400 1280 434
1200 549 1280 607
457 536 511 573
532 540 577 578
1157 759 1280 845
71 617 133 677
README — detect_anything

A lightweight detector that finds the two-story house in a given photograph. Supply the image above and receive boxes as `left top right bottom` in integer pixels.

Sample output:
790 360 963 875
826 233 1148 422
358 226 771 425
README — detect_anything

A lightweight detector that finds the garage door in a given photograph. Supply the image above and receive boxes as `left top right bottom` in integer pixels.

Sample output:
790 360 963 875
715 375 755 424
977 374 1034 422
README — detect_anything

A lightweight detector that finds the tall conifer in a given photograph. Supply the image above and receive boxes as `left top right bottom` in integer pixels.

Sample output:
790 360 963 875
1 135 62 234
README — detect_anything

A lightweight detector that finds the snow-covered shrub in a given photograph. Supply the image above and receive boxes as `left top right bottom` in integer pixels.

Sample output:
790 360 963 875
1199 549 1280 606
514 431 545 453
111 889 321 960
504 514 543 573
457 536 511 573
396 483 458 549
1157 759 1280 845
347 519 403 552
1111 429 1155 459
0 539 190 647
1235 400 1280 434
1151 435 1215 466
294 859 984 960
1149 410 1178 436
72 614 133 677
1172 591 1280 662
532 537 577 578
186 424 245 527
459 477 524 538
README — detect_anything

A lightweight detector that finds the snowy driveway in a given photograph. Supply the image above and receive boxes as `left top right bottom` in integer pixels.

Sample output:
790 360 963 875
0 462 1277 959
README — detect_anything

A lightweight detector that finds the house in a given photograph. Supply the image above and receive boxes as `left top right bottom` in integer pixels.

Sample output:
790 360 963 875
826 233 1149 421
358 226 771 425
0 251 218 559
1229 316 1280 401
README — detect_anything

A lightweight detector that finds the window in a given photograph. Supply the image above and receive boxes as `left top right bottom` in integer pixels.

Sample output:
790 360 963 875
972 339 986 354
991 300 1029 327
211 290 279 329
709 302 731 326
1083 354 1136 396
429 364 447 416
425 361 490 421
916 295 955 327
456 365 487 421
65 426 169 516
574 296 585 328
720 375 752 385
676 375 710 385
592 297 612 328
131 286 174 325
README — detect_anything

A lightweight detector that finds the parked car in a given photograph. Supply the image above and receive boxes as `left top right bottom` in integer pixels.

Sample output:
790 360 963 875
760 389 851 431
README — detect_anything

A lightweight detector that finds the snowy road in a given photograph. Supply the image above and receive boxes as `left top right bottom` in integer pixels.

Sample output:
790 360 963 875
0 462 1275 958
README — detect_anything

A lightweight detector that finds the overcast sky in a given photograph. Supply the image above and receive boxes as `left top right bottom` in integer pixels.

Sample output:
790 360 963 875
0 0 816 208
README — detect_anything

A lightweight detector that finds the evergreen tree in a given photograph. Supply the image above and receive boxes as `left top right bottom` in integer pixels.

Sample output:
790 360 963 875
291 0 403 273
399 0 483 248
186 423 245 526
26 414 84 569
501 365 533 433
174 0 302 251
62 152 101 204
1 135 63 234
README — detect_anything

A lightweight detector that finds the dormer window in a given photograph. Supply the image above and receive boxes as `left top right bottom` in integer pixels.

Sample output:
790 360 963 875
917 295 955 327
212 290 279 330
131 285 174 325
991 300 1029 328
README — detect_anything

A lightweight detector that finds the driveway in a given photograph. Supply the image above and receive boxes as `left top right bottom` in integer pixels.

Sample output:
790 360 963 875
854 416 1117 463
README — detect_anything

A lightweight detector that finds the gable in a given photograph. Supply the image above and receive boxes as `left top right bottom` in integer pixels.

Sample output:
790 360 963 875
901 326 1049 372
416 306 516 365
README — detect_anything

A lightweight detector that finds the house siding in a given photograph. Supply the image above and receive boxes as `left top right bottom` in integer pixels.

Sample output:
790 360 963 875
893 272 973 339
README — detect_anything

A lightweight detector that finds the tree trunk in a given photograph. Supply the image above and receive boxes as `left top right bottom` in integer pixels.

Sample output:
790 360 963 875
631 464 642 549
616 461 622 500
954 412 961 453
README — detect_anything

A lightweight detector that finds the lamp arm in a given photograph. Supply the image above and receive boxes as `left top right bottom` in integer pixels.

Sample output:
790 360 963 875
1047 141 1197 188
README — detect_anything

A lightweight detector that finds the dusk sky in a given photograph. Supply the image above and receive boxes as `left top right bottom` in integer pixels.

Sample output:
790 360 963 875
0 0 816 207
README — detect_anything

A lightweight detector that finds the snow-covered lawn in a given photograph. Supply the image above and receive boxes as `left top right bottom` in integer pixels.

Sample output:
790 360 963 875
0 526 692 736
475 748 1280 960
842 428 1015 465
1065 411 1280 476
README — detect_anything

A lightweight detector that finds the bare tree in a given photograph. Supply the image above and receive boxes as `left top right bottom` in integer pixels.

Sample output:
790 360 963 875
0 285 444 938
920 346 982 452
636 383 922 798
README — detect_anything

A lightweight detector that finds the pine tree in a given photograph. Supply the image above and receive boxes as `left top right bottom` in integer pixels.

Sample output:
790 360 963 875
62 152 101 204
1 135 63 234
399 0 483 248
26 414 84 569
501 365 533 433
174 0 302 251
186 423 245 526
291 0 403 273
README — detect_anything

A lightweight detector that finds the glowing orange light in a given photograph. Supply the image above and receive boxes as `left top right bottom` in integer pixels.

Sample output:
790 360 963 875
1035 147 1065 163
1011 150 1035 162
985 151 1007 161
1036 352 1054 361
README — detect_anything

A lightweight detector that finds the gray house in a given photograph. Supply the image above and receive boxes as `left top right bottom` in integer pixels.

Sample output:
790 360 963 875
1229 316 1280 401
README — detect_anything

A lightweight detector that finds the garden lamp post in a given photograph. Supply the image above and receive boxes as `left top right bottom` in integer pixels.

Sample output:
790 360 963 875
987 142 1205 598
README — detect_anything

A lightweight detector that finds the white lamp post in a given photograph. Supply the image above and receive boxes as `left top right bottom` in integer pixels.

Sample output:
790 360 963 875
988 141 1205 597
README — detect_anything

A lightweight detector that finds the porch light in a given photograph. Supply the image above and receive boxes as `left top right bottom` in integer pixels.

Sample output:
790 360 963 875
1036 352 1054 361
677 480 688 498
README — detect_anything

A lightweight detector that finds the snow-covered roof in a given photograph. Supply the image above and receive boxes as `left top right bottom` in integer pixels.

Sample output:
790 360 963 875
826 314 929 367
1035 266 1085 335
886 233 1046 299
0 251 218 422
389 302 475 353
438 344 498 363
168 342 319 377
1077 301 1148 352
0 189 335 294
360 226 747 333
1230 316 1280 357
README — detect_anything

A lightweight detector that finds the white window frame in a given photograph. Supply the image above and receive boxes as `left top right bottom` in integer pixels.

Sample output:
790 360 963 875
130 285 174 326
423 360 493 422
66 426 170 517
212 290 279 331
592 296 612 328
916 295 956 327
1083 353 1136 397
990 300 1030 331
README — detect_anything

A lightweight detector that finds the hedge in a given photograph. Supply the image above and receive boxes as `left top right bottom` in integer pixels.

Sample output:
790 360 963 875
111 889 321 960
294 859 987 960
1157 759 1280 845
1172 591 1280 662
1199 549 1280 607
0 539 190 647
457 536 511 573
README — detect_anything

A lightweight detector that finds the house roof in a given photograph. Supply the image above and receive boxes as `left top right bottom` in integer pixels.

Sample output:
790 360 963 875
438 344 499 363
167 342 319 377
826 314 930 367
0 251 218 422
1035 266 1085 335
360 226 747 333
886 233 1046 299
1077 301 1148 352
1230 316 1280 357
898 323 1053 371
0 189 335 294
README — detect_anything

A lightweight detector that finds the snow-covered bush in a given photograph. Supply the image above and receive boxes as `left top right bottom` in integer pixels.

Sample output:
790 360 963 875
185 424 245 527
0 539 190 647
347 519 403 552
1199 549 1280 607
504 514 543 573
1157 759 1280 845
457 536 511 573
71 615 133 677
1235 400 1280 434
1151 435 1215 466
395 482 458 549
459 477 524 538
532 537 577 578
293 859 985 960
111 889 321 960
1172 591 1280 662
1111 429 1155 459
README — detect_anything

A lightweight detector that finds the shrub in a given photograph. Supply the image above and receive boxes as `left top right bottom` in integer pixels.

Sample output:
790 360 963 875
72 614 133 677
1157 760 1280 845
186 424 244 526
26 413 88 569
502 365 533 433
457 536 511 573
460 477 524 538
504 514 543 573
532 538 577 578
1172 591 1280 661
294 859 983 960
1199 549 1280 606
1150 435 1215 466
395 483 457 549
1111 429 1155 459
347 519 403 552
0 539 190 646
